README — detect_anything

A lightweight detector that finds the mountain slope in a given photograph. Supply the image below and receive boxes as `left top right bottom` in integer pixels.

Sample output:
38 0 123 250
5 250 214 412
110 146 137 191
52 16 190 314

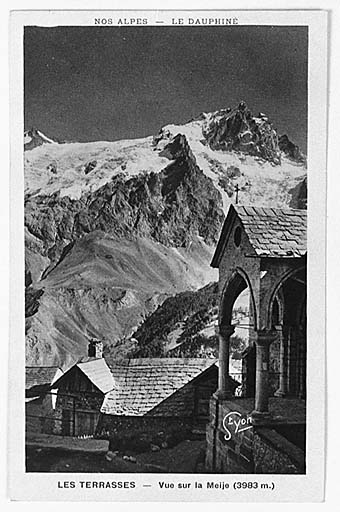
26 233 217 368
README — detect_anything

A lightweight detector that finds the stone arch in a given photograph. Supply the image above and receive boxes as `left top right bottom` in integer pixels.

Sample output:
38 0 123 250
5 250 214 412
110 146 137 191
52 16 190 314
266 265 306 330
219 267 258 329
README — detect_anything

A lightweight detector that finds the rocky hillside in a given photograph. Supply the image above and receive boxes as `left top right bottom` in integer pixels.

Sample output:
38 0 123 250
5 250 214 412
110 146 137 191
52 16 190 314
129 282 220 358
126 282 250 361
25 102 307 367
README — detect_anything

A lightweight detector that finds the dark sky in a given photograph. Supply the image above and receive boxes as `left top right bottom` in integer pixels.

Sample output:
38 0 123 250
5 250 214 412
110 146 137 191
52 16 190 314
24 26 308 151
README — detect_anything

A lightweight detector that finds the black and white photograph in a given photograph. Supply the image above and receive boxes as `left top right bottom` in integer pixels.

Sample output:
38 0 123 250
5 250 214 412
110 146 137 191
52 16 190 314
8 9 328 502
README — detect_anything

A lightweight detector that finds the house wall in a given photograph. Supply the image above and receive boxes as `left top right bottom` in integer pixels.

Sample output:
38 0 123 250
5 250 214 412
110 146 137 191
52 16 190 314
51 367 104 436
149 371 217 418
52 392 103 436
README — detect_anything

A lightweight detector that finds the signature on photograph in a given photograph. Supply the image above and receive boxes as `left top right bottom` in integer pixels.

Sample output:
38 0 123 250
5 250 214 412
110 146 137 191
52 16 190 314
222 411 252 441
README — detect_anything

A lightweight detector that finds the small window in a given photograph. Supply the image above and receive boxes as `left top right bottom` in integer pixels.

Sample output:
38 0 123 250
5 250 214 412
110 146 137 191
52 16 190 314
234 226 242 247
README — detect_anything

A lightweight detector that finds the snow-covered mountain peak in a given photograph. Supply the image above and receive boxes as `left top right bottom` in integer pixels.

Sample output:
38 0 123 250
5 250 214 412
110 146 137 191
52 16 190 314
24 136 173 200
24 102 306 210
152 103 306 212
24 127 58 151
156 101 306 167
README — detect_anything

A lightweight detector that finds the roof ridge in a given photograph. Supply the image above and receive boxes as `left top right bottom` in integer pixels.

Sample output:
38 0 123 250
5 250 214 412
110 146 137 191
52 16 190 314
106 357 216 366
233 204 307 215
211 204 307 266
26 365 61 369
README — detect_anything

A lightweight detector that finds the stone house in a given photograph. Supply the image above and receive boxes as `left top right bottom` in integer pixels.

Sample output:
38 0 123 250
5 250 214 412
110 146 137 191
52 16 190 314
206 204 307 474
48 340 234 438
51 353 115 436
98 357 237 439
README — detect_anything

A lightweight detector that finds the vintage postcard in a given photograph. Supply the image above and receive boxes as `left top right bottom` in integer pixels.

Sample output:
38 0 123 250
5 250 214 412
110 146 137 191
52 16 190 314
9 9 327 502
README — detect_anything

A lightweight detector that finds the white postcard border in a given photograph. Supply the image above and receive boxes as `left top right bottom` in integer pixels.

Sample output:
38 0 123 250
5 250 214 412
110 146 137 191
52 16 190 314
9 9 327 502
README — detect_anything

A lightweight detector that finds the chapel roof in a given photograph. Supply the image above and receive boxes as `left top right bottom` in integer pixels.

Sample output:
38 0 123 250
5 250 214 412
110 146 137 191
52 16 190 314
211 204 307 267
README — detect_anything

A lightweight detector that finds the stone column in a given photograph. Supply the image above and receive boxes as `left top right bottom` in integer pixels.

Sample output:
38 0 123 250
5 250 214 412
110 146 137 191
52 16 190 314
251 329 278 423
286 326 292 395
215 324 235 399
298 326 306 400
274 325 288 397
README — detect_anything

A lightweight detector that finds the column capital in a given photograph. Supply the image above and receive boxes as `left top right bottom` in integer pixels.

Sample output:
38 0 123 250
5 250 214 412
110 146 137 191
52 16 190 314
215 324 235 337
254 329 278 347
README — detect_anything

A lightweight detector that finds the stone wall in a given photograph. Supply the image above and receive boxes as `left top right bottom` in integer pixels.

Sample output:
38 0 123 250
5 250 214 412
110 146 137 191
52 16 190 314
206 396 305 474
97 414 195 453
98 414 193 439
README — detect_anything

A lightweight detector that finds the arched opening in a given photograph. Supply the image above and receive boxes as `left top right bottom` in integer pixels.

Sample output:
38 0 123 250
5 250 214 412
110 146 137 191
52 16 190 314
219 269 257 396
219 269 257 328
269 266 306 399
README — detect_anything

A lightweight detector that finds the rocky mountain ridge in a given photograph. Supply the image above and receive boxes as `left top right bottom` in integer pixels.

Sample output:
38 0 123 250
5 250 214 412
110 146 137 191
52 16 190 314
25 132 224 281
202 103 306 165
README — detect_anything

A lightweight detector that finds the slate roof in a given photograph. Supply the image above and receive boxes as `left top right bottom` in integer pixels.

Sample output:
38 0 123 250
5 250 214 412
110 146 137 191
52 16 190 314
211 205 307 267
101 358 217 416
26 366 63 390
77 358 116 394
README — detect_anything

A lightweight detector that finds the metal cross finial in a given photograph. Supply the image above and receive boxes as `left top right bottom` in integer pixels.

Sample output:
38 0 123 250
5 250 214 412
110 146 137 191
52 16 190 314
235 184 240 204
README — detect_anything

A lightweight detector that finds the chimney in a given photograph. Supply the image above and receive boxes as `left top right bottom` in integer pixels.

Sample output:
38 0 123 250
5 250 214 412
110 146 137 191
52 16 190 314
88 338 103 359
